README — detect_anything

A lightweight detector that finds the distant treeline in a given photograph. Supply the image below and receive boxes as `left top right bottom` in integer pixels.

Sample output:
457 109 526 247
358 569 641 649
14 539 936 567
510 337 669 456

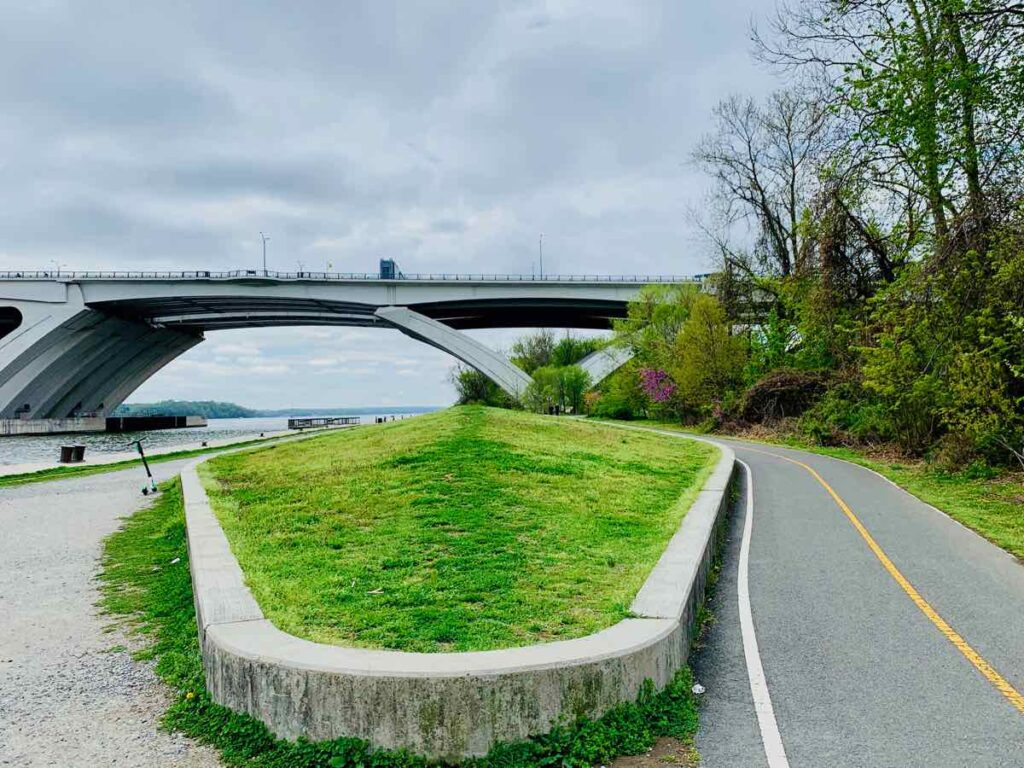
113 400 259 419
259 406 438 417
113 400 439 419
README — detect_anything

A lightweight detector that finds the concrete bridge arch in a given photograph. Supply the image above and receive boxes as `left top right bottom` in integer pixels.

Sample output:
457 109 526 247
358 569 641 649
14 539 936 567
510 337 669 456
0 270 695 418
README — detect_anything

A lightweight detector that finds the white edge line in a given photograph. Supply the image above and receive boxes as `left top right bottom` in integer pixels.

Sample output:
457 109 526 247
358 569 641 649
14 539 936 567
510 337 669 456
736 458 790 768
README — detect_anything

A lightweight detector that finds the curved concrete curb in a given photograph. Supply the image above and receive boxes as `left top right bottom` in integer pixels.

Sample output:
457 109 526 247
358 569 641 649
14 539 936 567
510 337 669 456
181 429 735 760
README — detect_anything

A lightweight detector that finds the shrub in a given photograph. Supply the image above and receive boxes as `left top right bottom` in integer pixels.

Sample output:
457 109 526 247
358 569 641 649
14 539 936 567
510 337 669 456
939 351 1024 467
794 378 895 446
670 295 747 414
930 433 981 473
591 364 647 420
521 365 592 413
449 367 514 408
741 368 829 423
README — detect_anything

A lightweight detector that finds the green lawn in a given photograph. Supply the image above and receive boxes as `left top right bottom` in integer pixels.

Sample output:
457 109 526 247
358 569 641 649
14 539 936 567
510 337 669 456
98 479 702 767
620 419 1024 562
201 406 718 653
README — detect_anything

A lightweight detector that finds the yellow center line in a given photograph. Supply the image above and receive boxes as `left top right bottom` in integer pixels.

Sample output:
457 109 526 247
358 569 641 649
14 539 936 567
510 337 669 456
743 445 1024 717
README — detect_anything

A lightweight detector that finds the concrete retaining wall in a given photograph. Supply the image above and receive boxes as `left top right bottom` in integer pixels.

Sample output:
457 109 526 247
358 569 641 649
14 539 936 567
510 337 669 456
181 431 735 760
0 415 105 435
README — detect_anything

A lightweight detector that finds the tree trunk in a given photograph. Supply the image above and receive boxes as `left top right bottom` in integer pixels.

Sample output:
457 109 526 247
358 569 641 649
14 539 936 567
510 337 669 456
941 5 986 225
907 0 950 244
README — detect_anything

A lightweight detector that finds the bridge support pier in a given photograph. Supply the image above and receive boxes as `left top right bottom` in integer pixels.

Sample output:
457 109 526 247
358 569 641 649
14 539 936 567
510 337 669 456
0 292 201 418
375 306 533 400
579 345 634 385
91 331 201 414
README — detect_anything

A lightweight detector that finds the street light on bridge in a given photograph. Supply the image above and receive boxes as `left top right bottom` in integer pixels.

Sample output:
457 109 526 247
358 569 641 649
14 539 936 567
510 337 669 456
260 232 270 276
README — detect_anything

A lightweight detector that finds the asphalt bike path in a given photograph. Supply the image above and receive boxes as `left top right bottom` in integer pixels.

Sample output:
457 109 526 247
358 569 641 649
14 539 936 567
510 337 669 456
687 434 1024 767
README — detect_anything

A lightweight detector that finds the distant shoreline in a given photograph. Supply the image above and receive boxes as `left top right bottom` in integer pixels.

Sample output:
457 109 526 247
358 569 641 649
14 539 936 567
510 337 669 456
113 400 443 420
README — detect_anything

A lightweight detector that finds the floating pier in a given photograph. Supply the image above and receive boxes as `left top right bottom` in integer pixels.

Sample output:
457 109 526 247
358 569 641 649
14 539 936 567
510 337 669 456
287 416 360 429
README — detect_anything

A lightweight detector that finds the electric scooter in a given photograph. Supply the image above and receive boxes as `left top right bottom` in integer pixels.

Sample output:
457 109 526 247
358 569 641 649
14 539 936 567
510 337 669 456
126 438 158 495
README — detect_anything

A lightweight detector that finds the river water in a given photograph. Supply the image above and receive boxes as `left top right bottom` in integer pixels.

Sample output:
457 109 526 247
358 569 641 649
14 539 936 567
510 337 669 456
0 410 438 465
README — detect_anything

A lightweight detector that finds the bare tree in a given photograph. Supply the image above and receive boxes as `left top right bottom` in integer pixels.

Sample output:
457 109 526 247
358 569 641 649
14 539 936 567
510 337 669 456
692 89 833 279
753 0 1024 248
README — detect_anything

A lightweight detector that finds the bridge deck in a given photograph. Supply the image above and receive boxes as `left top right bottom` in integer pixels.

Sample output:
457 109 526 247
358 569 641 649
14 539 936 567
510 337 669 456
0 270 699 283
0 271 693 418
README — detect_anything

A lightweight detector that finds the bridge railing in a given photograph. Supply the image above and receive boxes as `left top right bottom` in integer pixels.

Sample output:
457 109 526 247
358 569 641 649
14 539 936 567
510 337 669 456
0 270 701 283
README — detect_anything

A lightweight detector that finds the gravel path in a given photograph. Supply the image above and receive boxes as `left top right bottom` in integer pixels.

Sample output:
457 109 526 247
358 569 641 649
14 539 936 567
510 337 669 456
0 461 220 767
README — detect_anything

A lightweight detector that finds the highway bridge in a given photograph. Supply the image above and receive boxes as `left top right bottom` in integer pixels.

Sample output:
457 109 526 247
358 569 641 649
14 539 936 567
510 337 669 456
0 266 698 419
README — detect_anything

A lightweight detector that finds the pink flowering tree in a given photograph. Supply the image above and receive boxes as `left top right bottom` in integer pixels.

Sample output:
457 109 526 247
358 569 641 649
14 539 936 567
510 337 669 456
639 367 677 404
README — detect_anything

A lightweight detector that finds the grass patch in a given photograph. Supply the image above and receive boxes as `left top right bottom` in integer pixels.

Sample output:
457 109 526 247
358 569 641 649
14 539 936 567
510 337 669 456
202 406 718 652
622 419 1024 562
98 477 704 767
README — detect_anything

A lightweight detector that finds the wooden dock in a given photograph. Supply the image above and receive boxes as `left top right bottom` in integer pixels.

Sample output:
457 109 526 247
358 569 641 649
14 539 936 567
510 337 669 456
287 416 361 430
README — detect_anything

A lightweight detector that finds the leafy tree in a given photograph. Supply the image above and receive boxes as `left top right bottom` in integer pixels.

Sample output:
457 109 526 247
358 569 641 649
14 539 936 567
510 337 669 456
551 335 605 367
510 331 555 374
510 331 603 414
591 363 649 420
757 0 1024 246
613 289 746 422
522 365 592 414
449 366 513 408
613 284 700 366
560 365 592 414
670 295 748 414
521 366 560 413
692 85 907 368
512 331 605 370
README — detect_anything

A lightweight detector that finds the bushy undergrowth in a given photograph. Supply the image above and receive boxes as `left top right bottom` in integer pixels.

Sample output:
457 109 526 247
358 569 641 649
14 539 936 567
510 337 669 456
98 478 701 768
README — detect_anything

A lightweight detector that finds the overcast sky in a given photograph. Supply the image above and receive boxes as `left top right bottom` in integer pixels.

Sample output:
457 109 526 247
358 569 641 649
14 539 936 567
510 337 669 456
1 1 778 409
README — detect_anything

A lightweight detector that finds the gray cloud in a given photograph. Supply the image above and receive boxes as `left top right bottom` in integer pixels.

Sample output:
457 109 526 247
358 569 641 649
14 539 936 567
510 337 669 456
1 0 778 407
